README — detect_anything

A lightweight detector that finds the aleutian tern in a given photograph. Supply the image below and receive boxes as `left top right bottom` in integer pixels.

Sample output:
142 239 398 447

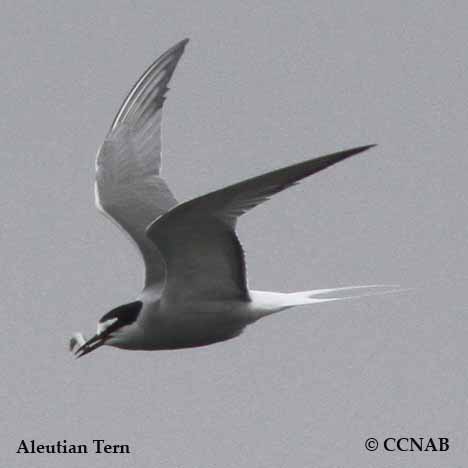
71 39 396 358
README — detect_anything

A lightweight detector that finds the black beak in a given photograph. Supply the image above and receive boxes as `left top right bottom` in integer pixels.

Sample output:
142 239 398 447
74 333 107 358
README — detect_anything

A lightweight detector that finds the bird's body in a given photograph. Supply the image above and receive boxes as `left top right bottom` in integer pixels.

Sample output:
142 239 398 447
104 289 355 350
110 299 249 350
70 39 399 358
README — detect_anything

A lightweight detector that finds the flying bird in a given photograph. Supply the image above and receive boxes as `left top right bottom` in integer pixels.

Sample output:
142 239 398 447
71 39 397 358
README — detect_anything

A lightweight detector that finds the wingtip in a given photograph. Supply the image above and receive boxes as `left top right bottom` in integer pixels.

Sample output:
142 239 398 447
177 38 190 49
357 143 377 152
343 143 377 158
162 38 190 57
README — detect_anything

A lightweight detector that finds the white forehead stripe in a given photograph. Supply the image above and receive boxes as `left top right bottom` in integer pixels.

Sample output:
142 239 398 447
97 318 118 335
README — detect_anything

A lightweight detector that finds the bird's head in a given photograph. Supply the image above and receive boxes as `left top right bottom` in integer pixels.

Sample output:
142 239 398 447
71 301 143 358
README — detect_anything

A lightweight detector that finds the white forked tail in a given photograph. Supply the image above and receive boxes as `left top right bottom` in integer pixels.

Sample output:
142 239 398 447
249 285 407 319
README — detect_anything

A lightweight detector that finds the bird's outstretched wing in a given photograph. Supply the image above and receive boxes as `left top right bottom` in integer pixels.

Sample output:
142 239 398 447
146 145 375 304
95 39 189 289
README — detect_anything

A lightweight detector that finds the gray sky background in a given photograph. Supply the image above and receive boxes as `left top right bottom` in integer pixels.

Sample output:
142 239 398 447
2 1 468 467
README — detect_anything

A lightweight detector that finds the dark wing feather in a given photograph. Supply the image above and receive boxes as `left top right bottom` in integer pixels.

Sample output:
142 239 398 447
147 145 375 303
